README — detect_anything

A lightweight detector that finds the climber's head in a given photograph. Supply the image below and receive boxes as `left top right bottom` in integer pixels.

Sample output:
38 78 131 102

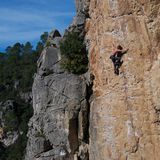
117 45 123 50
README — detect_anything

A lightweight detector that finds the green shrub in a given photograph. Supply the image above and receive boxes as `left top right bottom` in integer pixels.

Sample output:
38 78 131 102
4 111 18 132
60 32 88 74
0 31 46 160
1 101 33 160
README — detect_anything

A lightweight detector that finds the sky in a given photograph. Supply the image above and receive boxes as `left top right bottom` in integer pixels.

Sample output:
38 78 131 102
0 0 76 51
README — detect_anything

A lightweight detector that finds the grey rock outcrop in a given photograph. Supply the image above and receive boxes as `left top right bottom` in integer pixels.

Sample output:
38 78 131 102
25 30 90 160
37 46 62 76
67 0 90 34
75 0 90 15
45 29 62 48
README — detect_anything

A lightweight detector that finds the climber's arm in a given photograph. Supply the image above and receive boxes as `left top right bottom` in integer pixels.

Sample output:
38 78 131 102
112 50 117 56
122 48 129 54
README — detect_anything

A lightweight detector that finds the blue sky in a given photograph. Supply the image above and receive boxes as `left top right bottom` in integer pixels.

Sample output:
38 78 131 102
0 0 76 51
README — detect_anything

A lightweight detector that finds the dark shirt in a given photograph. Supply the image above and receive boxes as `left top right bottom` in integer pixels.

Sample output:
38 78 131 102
113 49 127 58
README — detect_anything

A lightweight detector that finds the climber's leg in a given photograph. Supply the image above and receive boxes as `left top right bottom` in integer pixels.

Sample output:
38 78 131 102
114 69 119 75
119 60 123 67
114 67 119 75
114 63 119 75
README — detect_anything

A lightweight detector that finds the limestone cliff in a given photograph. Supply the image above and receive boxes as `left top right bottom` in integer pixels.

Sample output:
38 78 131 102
86 0 160 159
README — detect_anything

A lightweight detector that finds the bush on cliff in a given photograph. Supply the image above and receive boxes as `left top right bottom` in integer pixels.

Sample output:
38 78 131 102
60 32 88 74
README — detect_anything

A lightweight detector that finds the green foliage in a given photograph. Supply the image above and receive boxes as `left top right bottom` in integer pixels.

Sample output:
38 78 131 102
4 136 27 160
4 110 18 132
60 32 88 74
6 43 22 65
0 100 33 160
23 42 33 55
0 39 42 100
35 31 48 53
36 42 43 54
1 133 30 160
0 101 33 160
0 32 47 160
15 100 33 133
40 32 48 44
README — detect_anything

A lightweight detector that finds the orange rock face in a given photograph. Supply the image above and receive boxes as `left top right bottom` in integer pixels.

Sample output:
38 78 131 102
86 0 160 159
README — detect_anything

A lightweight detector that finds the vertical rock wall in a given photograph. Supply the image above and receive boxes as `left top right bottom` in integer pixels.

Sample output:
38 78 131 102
86 0 160 160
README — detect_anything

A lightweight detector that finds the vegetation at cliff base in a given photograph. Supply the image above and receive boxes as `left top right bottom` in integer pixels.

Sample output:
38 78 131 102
0 101 33 160
60 32 88 74
0 32 48 160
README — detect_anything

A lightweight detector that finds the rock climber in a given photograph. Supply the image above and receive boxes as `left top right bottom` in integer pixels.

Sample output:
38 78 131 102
110 45 129 75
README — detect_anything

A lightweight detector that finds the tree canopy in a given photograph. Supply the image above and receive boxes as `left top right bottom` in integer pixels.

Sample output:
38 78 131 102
0 31 48 160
